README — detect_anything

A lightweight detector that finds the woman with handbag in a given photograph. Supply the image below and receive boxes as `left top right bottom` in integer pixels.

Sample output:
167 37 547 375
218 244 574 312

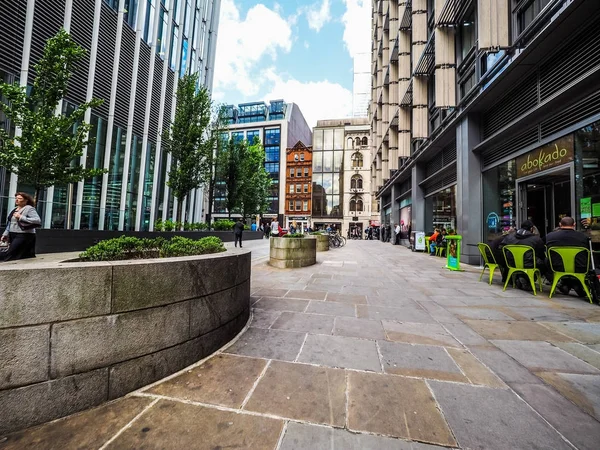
1 192 42 261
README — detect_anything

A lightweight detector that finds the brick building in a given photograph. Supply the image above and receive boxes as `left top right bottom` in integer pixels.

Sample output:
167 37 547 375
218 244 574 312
284 141 312 232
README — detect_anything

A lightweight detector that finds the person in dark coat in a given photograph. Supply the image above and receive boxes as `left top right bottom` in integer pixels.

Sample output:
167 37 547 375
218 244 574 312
501 220 546 290
233 218 244 248
544 216 590 296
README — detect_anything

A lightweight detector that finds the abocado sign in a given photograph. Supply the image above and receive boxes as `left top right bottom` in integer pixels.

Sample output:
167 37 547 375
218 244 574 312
516 135 574 178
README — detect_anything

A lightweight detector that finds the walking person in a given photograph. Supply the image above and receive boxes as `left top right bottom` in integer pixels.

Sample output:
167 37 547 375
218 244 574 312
264 222 271 239
394 223 401 245
1 192 42 261
233 218 244 248
271 218 280 237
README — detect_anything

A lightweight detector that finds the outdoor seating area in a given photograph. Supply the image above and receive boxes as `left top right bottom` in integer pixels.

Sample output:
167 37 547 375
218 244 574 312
477 242 597 303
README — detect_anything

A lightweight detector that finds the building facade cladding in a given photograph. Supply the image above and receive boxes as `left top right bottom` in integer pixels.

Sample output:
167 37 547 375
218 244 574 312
371 0 600 262
311 118 377 233
0 0 221 231
285 141 312 232
214 101 312 221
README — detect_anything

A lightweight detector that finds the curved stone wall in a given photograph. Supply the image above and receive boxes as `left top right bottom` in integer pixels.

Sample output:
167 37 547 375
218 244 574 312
269 237 317 268
0 251 251 435
312 234 330 252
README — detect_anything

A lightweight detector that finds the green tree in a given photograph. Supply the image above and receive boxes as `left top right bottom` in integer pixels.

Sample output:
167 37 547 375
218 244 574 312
163 73 213 226
238 138 271 219
0 28 104 204
204 106 228 229
218 137 245 219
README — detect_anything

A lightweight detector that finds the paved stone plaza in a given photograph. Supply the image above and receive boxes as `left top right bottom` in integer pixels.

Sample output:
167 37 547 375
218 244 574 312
1 239 600 449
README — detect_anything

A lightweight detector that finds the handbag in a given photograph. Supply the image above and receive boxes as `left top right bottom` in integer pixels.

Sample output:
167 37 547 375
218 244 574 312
0 241 9 253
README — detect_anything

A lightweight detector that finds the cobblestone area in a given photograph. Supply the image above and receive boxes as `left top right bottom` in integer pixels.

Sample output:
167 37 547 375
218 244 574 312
1 239 600 449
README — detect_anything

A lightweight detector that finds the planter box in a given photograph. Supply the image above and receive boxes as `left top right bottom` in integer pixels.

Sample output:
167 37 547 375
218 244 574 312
310 234 330 252
0 251 251 435
269 237 317 268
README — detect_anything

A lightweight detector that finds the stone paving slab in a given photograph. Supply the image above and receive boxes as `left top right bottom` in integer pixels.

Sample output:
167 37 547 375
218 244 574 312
244 361 346 426
463 319 576 342
0 397 153 450
511 382 600 450
347 372 456 446
145 354 266 408
325 292 367 304
378 341 466 382
224 327 306 361
279 421 448 450
107 400 284 449
297 334 382 372
253 297 309 312
382 321 462 348
305 300 356 317
491 340 600 373
333 317 387 340
250 309 282 329
541 322 600 343
537 372 600 421
271 312 335 334
446 307 516 321
428 381 573 450
357 305 437 323
554 342 600 370
445 348 506 388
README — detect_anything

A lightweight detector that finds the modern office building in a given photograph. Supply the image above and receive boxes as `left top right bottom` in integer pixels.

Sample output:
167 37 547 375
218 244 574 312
312 118 377 234
371 0 600 261
215 100 312 224
0 0 221 231
284 141 312 232
352 53 371 118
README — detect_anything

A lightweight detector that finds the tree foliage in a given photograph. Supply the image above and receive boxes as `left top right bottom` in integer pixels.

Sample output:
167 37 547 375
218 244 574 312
162 73 214 223
0 28 104 203
216 136 271 219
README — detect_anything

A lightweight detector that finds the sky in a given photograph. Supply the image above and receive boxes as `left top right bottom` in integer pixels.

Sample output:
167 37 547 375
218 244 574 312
212 0 371 129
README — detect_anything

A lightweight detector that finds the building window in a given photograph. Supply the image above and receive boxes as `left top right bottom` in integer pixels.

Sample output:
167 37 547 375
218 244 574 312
296 184 301 193
303 200 308 211
295 200 302 211
289 185 294 193
290 168 294 177
296 168 302 177
300 153 305 161
294 154 299 161
352 152 363 168
304 167 309 177
351 175 363 190
458 10 476 63
361 137 368 146
355 137 361 147
350 197 364 212
289 200 294 210
516 0 553 36
304 184 308 193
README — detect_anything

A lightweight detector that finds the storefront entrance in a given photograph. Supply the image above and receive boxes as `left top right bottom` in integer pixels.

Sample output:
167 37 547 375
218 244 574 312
517 166 573 238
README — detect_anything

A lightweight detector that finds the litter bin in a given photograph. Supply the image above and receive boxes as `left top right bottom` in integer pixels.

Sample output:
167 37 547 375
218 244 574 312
445 235 463 271
411 231 426 252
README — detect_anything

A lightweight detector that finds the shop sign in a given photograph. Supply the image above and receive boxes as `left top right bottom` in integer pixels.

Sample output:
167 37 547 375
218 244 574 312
516 135 573 178
581 197 592 219
487 212 499 230
445 235 463 272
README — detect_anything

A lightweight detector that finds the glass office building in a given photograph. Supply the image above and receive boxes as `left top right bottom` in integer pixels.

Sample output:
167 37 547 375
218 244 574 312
0 0 221 231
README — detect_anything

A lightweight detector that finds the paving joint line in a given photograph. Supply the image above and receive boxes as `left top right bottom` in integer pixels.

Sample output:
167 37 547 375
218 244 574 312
240 359 271 410
98 398 159 450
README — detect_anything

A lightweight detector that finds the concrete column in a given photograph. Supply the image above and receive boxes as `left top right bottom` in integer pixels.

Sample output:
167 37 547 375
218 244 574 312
390 182 400 244
411 164 426 234
456 114 483 265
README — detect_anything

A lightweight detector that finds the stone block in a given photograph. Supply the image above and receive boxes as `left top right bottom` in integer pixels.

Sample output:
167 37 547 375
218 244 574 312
190 280 250 338
0 265 112 328
0 325 49 389
111 252 250 312
108 339 203 399
51 302 190 377
0 369 108 435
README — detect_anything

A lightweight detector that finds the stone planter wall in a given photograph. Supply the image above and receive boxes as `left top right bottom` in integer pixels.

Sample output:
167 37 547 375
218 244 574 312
312 234 330 252
269 237 317 268
0 251 251 435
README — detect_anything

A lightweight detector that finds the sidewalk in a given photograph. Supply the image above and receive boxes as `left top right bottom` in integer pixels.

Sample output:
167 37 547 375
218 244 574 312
1 239 600 449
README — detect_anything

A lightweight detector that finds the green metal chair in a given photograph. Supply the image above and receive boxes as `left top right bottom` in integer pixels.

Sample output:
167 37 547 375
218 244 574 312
547 246 592 303
436 244 446 257
477 243 499 285
502 245 543 295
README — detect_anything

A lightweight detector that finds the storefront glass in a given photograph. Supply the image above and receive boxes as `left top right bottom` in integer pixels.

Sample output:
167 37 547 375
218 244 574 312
575 119 600 242
425 186 457 233
482 160 517 243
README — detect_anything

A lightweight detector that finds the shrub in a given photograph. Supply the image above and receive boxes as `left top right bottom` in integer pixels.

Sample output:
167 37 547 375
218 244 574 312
283 233 305 238
154 218 164 232
213 220 235 231
163 219 175 231
79 235 225 261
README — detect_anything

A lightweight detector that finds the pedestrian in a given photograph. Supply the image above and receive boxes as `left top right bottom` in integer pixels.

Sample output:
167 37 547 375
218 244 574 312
501 220 546 290
1 192 42 261
271 218 280 237
264 222 271 239
394 223 401 245
233 218 244 248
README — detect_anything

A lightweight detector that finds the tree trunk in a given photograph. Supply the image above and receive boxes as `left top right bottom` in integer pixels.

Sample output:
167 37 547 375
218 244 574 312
34 187 41 210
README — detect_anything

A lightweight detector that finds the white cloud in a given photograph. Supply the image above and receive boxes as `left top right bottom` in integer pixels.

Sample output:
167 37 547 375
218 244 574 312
213 0 293 97
306 0 332 33
262 69 352 129
341 0 371 57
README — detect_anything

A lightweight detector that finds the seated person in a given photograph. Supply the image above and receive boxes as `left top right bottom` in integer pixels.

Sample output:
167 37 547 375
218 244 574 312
501 220 546 290
490 230 514 282
429 228 440 255
544 216 590 296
